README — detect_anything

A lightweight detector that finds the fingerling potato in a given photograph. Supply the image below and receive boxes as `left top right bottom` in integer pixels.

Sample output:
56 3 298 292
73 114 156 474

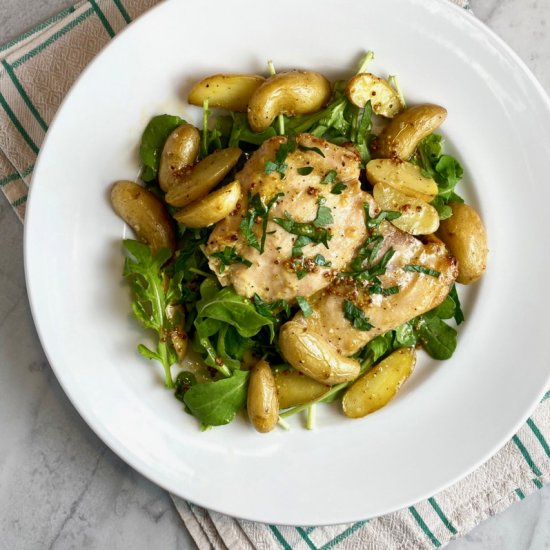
374 104 447 160
158 124 200 192
346 73 403 117
188 74 265 112
342 348 416 418
173 180 241 228
247 359 279 433
165 147 242 207
111 180 175 253
248 71 331 132
373 182 439 235
279 320 360 385
366 158 438 202
274 368 330 409
436 202 488 284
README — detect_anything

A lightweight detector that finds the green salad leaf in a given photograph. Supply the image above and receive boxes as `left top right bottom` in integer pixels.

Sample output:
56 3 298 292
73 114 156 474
183 369 249 427
139 114 186 182
122 239 181 388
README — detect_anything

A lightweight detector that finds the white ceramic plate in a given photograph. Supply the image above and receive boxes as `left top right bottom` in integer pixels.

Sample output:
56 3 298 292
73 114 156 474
25 0 550 526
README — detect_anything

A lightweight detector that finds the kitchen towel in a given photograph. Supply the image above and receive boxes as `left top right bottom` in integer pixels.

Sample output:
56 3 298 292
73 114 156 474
1 1 549 548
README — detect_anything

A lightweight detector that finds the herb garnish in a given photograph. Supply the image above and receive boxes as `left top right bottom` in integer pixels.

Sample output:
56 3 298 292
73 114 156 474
273 196 333 255
343 299 374 331
330 182 347 195
210 246 252 273
253 293 291 319
321 170 337 184
264 136 296 178
299 145 325 157
240 192 284 253
297 166 314 176
296 296 314 317
364 204 402 229
403 265 441 277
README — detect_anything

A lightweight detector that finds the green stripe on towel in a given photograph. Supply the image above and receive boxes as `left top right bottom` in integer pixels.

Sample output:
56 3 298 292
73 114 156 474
1 60 48 132
0 92 39 154
409 506 441 548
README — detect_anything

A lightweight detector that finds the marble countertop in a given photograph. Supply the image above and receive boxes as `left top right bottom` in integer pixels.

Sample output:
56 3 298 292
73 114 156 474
1 1 549 548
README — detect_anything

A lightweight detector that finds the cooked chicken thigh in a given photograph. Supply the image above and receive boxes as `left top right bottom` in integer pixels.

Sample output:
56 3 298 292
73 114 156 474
206 133 458 356
291 224 458 356
207 134 370 302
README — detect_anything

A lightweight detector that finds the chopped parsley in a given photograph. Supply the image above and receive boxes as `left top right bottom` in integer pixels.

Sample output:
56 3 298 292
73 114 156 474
343 299 374 331
264 136 296 179
403 265 441 277
273 196 333 255
210 246 252 273
321 170 338 184
239 192 284 254
296 296 314 317
330 182 347 195
297 166 314 176
253 293 291 319
364 203 402 229
299 145 325 157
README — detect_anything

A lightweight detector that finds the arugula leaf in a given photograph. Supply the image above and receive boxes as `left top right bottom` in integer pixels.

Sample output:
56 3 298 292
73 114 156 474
139 114 186 182
195 281 275 341
296 296 314 317
183 369 249 426
414 315 457 360
210 246 251 273
228 113 277 148
449 284 465 325
122 240 179 388
174 371 197 403
239 192 284 253
403 264 441 277
343 299 374 331
415 134 464 203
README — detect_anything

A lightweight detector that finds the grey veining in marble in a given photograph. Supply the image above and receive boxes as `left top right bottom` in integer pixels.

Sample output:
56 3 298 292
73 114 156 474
1 1 550 549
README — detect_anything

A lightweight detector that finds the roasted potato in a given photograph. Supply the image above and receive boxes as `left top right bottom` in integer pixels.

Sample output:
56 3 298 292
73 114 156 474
111 180 175 253
247 359 279 433
342 348 416 418
158 124 200 192
173 180 241 228
374 104 447 160
346 73 403 117
436 202 488 284
165 147 241 207
247 71 331 132
188 74 265 112
373 182 439 235
366 158 438 202
279 320 360 385
274 368 330 409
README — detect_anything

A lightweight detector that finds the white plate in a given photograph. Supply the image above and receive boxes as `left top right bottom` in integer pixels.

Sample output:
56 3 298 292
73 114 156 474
25 0 550 526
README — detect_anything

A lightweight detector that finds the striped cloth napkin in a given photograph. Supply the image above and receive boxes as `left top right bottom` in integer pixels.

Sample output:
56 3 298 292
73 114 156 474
1 1 549 548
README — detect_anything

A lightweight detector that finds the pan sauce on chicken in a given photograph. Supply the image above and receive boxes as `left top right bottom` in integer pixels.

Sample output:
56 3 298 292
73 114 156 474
206 133 458 351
